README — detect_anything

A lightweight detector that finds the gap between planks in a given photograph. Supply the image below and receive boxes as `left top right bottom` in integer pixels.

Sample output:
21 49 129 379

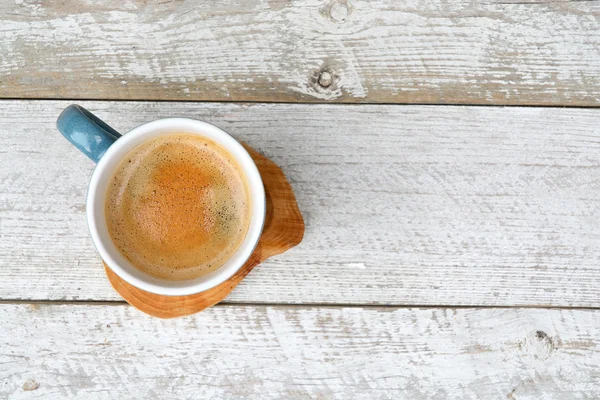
2 299 600 312
1 97 600 109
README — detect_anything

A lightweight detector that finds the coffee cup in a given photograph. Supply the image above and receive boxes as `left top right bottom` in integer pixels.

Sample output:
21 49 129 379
56 105 265 296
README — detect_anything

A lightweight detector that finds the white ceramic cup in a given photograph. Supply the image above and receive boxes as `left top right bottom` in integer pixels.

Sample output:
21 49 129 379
57 105 266 296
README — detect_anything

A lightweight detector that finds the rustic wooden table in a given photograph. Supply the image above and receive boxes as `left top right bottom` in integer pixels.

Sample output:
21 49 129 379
1 1 599 398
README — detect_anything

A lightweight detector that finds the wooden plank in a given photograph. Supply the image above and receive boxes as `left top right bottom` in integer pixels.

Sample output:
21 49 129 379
0 0 599 106
1 100 599 306
1 304 599 399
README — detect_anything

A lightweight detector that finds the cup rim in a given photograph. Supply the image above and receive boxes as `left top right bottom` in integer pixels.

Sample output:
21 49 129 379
86 118 266 296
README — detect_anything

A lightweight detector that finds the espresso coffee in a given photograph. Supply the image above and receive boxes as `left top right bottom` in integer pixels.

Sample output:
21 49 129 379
105 133 251 281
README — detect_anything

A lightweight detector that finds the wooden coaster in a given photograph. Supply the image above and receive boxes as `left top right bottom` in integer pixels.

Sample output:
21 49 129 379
104 144 304 318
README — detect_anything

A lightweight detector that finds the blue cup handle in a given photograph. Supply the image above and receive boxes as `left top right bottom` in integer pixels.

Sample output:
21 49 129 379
56 105 122 163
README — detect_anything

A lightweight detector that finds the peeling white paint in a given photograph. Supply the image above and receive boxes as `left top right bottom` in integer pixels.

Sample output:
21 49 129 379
1 100 600 306
0 0 598 104
1 304 599 398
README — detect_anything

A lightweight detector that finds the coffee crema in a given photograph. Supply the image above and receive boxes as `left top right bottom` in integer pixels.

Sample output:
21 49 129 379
105 133 251 281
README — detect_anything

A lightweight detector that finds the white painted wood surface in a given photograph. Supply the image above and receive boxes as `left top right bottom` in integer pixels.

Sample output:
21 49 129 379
1 100 599 306
2 1 600 397
1 0 599 105
1 303 599 399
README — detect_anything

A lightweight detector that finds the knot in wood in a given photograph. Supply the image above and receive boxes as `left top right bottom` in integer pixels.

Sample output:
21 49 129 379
520 330 556 360
318 71 333 88
22 380 40 391
329 1 349 22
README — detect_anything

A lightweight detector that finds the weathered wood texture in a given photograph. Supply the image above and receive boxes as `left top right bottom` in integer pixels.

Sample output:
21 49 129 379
1 0 599 105
1 100 599 306
1 304 599 399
